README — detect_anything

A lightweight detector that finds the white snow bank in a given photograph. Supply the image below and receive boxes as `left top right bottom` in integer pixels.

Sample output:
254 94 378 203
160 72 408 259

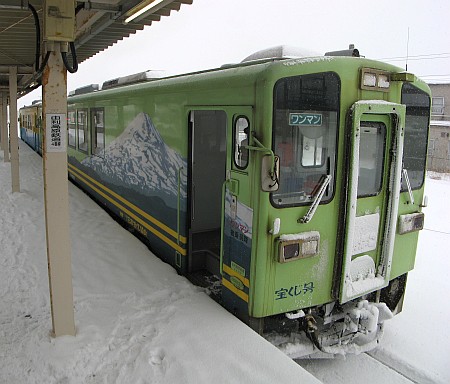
368 177 450 384
2 142 450 384
0 142 319 384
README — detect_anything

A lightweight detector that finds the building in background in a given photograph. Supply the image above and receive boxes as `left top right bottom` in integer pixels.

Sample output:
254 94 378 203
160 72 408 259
428 83 450 173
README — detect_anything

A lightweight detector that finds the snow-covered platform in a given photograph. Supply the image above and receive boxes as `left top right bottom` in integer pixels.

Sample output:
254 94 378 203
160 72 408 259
2 142 450 384
0 141 319 383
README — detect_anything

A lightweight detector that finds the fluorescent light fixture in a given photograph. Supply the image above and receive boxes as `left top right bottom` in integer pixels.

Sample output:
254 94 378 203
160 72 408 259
124 0 165 24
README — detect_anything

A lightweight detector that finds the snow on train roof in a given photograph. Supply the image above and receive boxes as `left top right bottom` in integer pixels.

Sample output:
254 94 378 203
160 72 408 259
101 70 168 90
241 45 321 63
72 45 362 95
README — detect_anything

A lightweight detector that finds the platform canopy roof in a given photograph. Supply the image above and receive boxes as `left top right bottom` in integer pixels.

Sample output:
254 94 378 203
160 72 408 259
0 0 193 96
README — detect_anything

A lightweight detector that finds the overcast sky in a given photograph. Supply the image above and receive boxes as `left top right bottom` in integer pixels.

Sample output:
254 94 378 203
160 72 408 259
19 0 450 108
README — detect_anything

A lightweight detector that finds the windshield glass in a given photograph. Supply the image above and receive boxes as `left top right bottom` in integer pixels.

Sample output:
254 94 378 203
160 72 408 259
401 83 430 191
271 72 340 207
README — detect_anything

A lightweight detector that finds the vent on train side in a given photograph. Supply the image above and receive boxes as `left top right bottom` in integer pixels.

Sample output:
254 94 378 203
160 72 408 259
325 44 360 57
69 84 99 96
101 70 167 90
241 45 320 63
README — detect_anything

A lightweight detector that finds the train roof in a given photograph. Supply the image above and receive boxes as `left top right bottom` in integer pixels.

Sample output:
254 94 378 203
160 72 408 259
68 45 360 96
66 45 426 101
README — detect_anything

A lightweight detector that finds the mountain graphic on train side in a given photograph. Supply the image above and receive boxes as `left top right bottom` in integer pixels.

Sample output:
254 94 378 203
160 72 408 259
82 112 187 210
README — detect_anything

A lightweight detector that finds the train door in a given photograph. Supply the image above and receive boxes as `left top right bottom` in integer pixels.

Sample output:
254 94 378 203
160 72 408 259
221 110 254 318
187 107 253 307
339 101 406 303
188 110 227 276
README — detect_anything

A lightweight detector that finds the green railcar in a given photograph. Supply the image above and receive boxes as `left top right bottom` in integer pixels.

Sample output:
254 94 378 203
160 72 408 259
19 101 43 155
21 47 431 355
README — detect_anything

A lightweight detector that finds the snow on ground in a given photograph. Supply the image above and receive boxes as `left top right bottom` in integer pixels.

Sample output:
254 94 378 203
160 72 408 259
297 175 450 384
366 175 450 384
1 141 450 383
0 142 319 383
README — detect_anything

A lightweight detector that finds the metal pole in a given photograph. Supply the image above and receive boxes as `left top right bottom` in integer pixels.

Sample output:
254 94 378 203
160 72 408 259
0 92 3 148
42 49 75 337
9 66 20 192
1 92 8 162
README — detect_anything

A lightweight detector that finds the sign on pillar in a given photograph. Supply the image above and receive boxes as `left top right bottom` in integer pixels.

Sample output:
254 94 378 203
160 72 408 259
46 113 67 152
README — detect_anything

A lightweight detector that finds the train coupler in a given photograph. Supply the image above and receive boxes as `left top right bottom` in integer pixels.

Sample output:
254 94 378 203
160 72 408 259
305 314 318 333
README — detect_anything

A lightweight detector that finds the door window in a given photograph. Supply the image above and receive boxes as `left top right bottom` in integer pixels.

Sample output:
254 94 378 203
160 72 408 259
77 109 88 153
401 84 430 191
234 116 249 169
91 108 105 156
357 122 386 197
68 110 76 148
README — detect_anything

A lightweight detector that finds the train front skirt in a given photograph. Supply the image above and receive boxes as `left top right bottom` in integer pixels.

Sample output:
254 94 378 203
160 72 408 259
266 299 393 358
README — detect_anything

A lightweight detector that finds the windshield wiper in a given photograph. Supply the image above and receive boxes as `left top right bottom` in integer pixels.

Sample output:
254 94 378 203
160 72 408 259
298 175 332 224
402 168 415 205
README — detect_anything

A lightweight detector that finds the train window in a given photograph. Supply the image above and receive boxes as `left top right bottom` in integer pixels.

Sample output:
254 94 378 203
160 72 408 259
357 123 386 197
68 110 76 148
234 116 249 169
77 109 88 153
302 136 324 167
91 108 105 156
401 84 430 191
271 72 340 207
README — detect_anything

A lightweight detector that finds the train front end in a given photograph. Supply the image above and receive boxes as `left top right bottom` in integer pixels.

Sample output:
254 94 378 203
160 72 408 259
223 54 430 356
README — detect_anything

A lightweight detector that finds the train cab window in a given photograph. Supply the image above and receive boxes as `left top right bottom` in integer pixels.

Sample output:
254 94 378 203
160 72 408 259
68 110 76 148
357 123 386 197
234 116 249 169
401 84 430 191
302 135 324 167
271 72 340 207
91 108 105 156
77 109 88 153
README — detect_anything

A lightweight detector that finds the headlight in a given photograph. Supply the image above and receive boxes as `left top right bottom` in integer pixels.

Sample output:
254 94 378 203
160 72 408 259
278 231 320 263
398 212 424 234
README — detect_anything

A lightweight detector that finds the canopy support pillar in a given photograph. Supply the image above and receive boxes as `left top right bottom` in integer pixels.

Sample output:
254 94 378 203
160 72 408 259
9 66 20 192
42 49 75 337
1 91 8 162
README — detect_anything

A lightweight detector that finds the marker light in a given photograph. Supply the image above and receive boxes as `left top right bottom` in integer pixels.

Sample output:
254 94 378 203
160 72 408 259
361 68 391 92
377 74 390 88
363 73 377 87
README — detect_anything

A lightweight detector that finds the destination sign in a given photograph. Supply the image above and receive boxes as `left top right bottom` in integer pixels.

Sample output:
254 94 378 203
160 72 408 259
289 113 322 126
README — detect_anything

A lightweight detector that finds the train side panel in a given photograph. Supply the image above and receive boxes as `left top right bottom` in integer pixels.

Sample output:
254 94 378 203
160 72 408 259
66 69 262 275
